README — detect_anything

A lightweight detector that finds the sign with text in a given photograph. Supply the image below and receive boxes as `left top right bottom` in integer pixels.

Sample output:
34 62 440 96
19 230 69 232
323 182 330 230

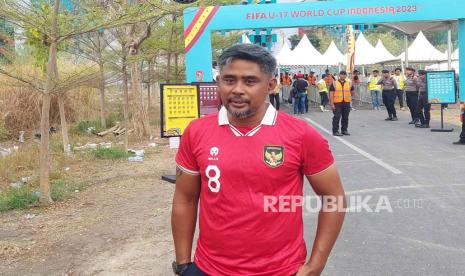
160 84 200 138
426 71 456 104
194 82 221 116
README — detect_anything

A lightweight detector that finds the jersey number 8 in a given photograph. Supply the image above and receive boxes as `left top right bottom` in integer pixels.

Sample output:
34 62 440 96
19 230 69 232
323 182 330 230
206 165 221 193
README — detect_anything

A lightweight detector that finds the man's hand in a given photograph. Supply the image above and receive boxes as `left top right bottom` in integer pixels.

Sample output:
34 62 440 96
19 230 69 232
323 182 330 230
330 104 335 111
295 263 324 276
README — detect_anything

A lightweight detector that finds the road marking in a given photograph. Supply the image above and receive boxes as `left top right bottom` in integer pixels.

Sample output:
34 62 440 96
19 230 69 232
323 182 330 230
304 118 403 175
345 183 465 195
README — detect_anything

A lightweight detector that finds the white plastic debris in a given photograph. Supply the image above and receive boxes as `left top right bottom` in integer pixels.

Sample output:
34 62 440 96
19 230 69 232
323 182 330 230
128 156 144 162
99 142 112 149
21 176 32 183
19 131 25 143
10 182 24 189
25 214 37 219
86 127 96 134
128 149 145 157
148 143 157 148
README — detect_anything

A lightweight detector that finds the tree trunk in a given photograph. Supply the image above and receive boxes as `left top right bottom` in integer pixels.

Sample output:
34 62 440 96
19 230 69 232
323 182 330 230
166 16 176 83
131 61 151 137
174 53 179 83
147 59 152 109
58 95 71 156
39 0 60 204
97 32 106 128
122 53 130 151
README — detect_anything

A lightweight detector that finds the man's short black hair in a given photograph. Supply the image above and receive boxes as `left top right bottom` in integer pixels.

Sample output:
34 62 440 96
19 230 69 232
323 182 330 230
418 70 426 75
373 70 379 73
353 70 359 73
382 69 390 74
339 71 347 75
218 44 277 76
406 67 415 72
395 68 402 72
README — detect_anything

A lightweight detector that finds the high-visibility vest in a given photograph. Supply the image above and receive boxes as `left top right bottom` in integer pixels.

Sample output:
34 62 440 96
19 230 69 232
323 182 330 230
369 76 382 91
396 75 405 90
282 76 291 85
317 79 328 93
333 80 352 103
307 75 316 85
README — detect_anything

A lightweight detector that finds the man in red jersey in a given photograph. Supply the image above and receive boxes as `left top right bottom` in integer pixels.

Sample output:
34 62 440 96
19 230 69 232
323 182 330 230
171 44 346 276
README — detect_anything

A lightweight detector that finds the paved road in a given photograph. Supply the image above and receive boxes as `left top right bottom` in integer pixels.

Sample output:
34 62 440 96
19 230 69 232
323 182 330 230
294 105 465 276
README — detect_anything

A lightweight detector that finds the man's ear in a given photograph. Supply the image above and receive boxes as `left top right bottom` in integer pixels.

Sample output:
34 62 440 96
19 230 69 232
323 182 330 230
268 77 277 92
216 75 220 83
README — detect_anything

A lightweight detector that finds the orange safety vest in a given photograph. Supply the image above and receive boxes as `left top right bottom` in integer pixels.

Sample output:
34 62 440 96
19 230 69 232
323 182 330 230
333 80 352 103
282 75 291 85
307 75 316 85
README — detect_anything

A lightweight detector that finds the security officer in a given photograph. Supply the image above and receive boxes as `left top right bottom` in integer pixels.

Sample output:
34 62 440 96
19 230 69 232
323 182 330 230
453 102 465 145
329 71 354 136
415 70 431 128
404 67 419 124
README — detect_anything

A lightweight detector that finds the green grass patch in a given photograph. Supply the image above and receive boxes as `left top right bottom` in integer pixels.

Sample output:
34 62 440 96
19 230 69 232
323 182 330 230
72 120 104 134
0 180 88 212
0 120 9 140
0 186 38 211
91 147 130 159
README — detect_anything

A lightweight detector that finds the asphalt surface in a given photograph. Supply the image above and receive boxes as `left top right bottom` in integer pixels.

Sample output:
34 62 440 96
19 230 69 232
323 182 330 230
292 104 465 276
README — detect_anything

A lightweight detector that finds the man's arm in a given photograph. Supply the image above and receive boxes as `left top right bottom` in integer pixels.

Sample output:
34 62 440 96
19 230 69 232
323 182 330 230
171 167 201 264
329 85 335 109
296 165 346 276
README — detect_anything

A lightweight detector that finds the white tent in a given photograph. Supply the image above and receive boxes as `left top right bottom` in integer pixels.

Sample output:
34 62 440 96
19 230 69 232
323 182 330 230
354 32 378 65
374 39 395 63
241 33 251 44
397 31 447 63
322 41 345 66
452 48 459 60
275 42 292 65
425 61 459 71
283 34 324 66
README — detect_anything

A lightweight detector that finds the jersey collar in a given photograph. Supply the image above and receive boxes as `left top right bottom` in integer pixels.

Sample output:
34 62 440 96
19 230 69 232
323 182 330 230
218 103 277 126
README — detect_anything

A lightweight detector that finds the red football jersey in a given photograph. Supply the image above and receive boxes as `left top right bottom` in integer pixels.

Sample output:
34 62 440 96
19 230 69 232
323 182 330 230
176 104 334 275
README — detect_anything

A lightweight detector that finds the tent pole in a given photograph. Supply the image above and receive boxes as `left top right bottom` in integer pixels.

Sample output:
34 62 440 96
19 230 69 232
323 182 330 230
447 25 452 70
459 19 465 102
405 34 409 68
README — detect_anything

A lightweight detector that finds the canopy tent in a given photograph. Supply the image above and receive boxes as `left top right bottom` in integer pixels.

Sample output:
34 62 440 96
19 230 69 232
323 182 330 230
241 33 252 44
452 48 459 60
354 32 378 65
425 60 459 71
322 41 345 66
279 34 325 66
396 31 447 63
381 21 456 35
374 39 396 63
275 42 292 65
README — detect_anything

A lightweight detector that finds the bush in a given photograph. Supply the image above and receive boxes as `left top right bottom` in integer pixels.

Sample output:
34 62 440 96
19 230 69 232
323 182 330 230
72 120 103 134
91 148 130 159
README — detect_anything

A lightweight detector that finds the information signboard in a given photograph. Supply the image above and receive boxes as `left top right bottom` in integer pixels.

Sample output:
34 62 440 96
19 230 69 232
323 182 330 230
195 82 221 116
426 71 456 104
160 84 200 137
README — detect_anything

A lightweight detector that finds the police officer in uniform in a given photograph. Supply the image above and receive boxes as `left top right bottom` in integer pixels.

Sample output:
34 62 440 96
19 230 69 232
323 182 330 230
454 103 465 145
329 71 354 136
404 67 419 124
415 70 431 128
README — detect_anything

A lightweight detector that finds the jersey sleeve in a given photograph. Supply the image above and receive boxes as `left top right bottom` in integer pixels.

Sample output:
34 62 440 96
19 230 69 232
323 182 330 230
301 126 335 176
175 124 200 175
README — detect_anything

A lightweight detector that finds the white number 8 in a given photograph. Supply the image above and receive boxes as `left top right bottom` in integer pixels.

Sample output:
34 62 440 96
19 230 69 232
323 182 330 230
205 165 221 193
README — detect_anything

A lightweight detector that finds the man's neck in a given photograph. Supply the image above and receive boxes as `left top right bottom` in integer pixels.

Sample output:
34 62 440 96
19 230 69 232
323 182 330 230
228 103 269 127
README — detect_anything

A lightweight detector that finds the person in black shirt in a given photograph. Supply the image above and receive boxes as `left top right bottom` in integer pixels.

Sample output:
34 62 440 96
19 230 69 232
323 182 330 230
292 74 308 114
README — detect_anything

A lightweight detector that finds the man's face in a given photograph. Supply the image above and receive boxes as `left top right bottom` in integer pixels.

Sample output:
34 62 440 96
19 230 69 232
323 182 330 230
217 59 276 119
373 72 378 77
419 74 426 80
339 74 347 81
383 72 390 78
406 70 413 76
395 70 401 76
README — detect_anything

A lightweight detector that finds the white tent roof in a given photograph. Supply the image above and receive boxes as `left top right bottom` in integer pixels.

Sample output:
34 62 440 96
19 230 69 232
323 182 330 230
425 60 459 71
322 41 345 66
382 21 455 35
241 34 251 44
452 49 459 60
275 42 292 65
283 34 324 66
354 32 378 65
397 31 447 62
374 39 395 63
